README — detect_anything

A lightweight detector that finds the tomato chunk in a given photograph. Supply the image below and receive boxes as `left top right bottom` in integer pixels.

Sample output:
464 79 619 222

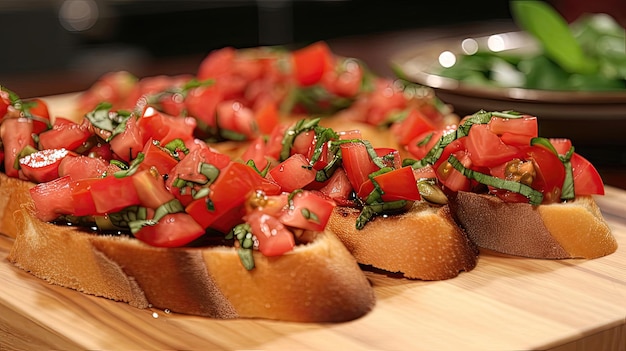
134 213 205 247
19 148 72 183
30 176 75 222
246 211 295 256
90 175 141 214
278 191 336 231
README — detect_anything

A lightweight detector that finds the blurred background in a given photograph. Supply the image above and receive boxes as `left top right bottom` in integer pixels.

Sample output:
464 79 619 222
1 0 516 97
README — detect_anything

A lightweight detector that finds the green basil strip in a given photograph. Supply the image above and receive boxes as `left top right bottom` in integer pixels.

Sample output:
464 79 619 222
356 200 408 230
447 155 543 205
530 137 576 200
279 118 322 161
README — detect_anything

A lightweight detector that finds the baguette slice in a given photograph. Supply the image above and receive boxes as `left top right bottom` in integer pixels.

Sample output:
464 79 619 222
450 191 618 259
2 177 375 323
0 174 34 239
326 201 478 280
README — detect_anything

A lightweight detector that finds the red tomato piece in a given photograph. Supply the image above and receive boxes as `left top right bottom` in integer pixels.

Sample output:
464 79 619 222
134 213 205 248
322 58 364 98
38 117 92 151
527 146 566 203
58 155 114 180
109 114 143 162
89 175 141 214
137 139 178 175
132 169 176 209
30 175 75 222
19 148 72 183
488 115 538 137
268 153 317 192
570 153 605 196
254 99 280 135
23 98 51 134
70 178 99 216
391 109 438 146
291 41 334 86
278 191 336 231
466 124 522 168
340 142 380 192
549 138 573 155
138 106 196 145
216 100 257 140
359 166 421 202
185 84 222 132
240 135 270 171
318 167 353 204
186 162 281 230
246 211 295 256
1 117 35 178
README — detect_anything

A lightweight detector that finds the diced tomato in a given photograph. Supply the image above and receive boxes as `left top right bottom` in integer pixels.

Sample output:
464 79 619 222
136 139 178 175
243 136 270 170
19 148 73 183
254 99 280 135
23 98 51 134
549 138 573 155
268 153 317 192
38 117 92 152
0 89 10 118
391 109 438 146
89 175 141 214
134 213 205 248
197 46 236 81
1 117 35 178
138 106 196 145
321 58 364 98
30 175 75 222
291 130 316 158
77 71 138 114
362 79 408 125
185 84 222 132
318 167 353 204
246 211 295 256
58 155 114 180
527 146 566 203
340 142 380 192
488 115 538 137
278 190 336 231
359 166 421 202
70 178 99 216
291 41 334 86
132 169 176 209
436 150 471 192
215 100 257 140
466 124 522 168
109 114 143 162
407 125 458 161
186 162 281 230
570 152 605 196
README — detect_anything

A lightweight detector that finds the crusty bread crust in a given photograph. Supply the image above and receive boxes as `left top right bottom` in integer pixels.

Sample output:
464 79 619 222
2 174 375 322
326 201 479 280
0 174 34 239
451 191 617 259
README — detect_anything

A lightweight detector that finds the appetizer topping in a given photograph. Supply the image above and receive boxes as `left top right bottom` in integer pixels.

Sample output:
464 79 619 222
403 110 604 205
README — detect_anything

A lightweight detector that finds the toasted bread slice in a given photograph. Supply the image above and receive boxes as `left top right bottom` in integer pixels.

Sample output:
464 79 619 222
2 173 375 323
450 191 617 259
326 201 478 280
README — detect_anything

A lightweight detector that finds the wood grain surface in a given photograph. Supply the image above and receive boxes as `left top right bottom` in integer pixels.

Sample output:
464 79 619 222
0 187 624 350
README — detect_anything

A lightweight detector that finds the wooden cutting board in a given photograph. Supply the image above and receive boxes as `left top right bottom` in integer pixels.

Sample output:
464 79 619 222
0 189 624 350
1 94 625 350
